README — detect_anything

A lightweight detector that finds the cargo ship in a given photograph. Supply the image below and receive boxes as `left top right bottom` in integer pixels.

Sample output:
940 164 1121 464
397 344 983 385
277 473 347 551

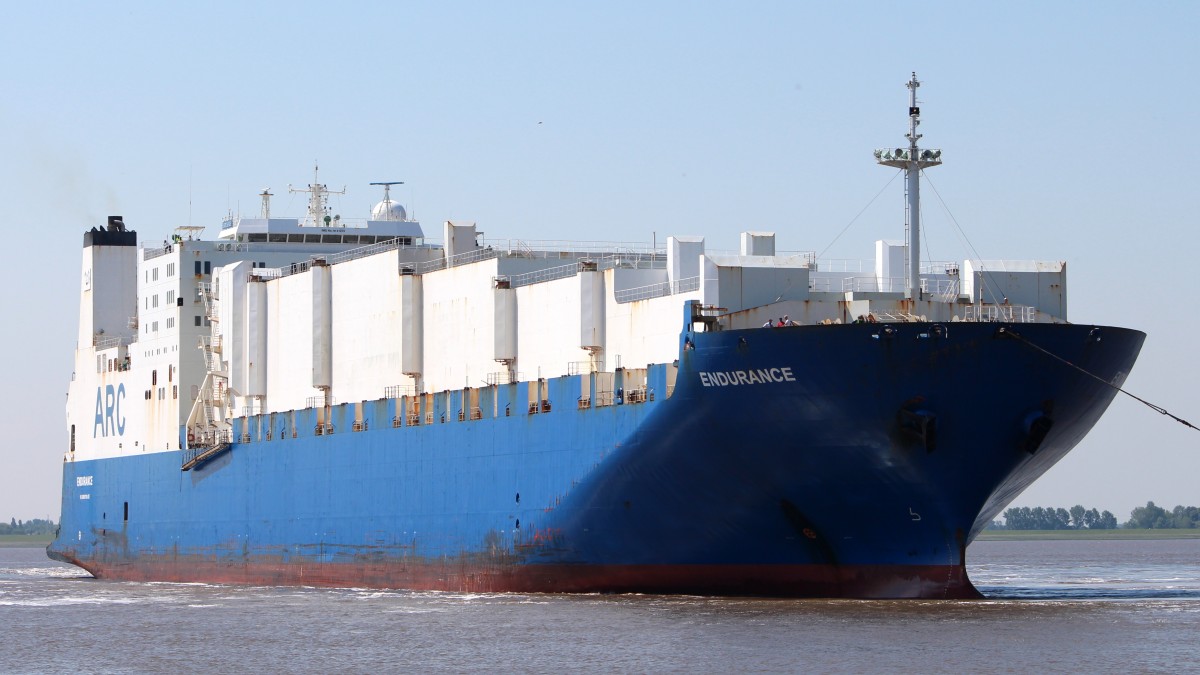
49 75 1143 598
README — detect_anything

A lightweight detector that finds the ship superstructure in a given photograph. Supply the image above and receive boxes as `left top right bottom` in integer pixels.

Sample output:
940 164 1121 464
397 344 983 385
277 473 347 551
52 77 1142 598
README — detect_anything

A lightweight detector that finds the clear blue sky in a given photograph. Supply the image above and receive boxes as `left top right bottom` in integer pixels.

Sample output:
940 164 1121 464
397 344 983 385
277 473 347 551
1 2 1196 522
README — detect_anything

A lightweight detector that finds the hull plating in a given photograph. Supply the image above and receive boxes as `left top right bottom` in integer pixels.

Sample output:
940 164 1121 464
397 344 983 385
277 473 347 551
50 321 1144 598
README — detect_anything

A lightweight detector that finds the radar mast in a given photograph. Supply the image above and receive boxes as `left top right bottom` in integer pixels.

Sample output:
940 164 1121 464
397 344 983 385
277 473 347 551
370 181 405 221
289 163 346 227
259 189 273 219
874 73 942 299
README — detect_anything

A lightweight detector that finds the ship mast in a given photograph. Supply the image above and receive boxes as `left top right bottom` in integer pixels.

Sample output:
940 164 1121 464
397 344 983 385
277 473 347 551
289 163 346 227
875 72 941 299
259 189 273 219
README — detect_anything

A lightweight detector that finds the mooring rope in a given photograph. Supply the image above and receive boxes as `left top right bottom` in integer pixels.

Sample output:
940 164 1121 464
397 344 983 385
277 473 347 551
1000 327 1198 432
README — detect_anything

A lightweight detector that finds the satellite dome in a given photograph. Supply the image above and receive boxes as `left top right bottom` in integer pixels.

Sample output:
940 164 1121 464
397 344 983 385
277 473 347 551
371 200 407 221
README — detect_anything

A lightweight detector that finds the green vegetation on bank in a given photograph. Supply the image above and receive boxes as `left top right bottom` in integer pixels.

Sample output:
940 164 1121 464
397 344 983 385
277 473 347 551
976 528 1200 541
994 502 1200 532
999 505 1118 530
0 518 56 536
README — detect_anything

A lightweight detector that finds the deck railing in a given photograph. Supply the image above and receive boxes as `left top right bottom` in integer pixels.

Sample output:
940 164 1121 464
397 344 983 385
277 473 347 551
614 276 700 303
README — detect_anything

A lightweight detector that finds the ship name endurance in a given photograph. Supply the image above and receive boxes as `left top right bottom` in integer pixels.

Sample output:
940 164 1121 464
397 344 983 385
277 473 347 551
698 367 796 387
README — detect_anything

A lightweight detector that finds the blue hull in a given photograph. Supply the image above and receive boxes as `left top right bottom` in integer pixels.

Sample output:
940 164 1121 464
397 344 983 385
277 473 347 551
49 320 1144 598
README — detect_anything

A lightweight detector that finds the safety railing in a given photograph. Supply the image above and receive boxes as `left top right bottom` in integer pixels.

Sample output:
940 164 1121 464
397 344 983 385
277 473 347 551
506 262 583 288
614 276 701 303
486 371 522 386
305 395 336 409
842 276 906 293
384 384 417 399
93 334 133 350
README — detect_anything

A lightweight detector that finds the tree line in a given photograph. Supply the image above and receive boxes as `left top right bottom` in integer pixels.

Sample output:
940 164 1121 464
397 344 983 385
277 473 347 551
0 518 56 536
1124 502 1200 529
1001 505 1118 530
999 502 1200 530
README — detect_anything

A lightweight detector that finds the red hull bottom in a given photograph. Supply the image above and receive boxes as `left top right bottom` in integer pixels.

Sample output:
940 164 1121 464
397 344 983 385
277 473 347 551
56 552 982 599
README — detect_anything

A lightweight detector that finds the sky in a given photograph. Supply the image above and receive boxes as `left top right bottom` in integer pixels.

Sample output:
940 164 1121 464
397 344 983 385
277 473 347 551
1 2 1196 523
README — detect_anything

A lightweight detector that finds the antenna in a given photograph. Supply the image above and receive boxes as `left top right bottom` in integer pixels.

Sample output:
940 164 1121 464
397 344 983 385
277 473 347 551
874 72 942 300
370 181 405 221
259 189 273 219
289 163 346 227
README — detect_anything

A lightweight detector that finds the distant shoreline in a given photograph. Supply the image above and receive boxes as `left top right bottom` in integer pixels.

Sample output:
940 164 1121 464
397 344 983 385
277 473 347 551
0 534 52 548
976 529 1200 541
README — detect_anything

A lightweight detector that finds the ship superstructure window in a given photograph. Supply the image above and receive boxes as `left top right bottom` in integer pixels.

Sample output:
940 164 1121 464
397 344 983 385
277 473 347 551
153 268 159 281
204 261 211 274
167 263 175 277
166 317 174 329
195 315 201 326
152 295 159 308
151 321 159 333
167 291 175 304
195 261 201 275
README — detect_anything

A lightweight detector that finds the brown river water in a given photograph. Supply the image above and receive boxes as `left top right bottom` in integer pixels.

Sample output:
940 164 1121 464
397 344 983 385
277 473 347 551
2 539 1198 674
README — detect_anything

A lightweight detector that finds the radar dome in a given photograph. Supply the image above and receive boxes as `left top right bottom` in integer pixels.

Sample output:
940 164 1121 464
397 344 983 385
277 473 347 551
371 200 407 221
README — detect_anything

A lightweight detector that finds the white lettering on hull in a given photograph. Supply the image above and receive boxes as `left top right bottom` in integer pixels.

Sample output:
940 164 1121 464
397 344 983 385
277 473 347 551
698 367 796 387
